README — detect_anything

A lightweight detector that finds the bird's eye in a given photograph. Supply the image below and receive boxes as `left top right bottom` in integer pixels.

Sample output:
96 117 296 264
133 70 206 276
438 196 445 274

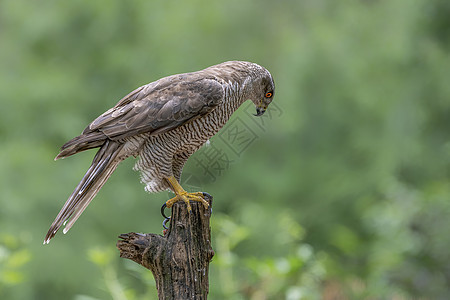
265 92 272 98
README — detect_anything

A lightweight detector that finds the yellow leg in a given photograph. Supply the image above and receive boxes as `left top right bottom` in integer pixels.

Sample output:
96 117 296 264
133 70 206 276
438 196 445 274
165 176 209 211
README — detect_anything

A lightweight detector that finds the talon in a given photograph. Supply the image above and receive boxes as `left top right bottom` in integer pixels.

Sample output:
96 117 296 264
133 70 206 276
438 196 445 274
165 192 207 211
161 202 171 232
164 176 210 211
161 203 170 219
162 217 171 230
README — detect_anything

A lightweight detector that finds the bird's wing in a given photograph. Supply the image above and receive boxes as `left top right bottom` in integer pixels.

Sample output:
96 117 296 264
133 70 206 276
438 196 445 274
85 74 224 140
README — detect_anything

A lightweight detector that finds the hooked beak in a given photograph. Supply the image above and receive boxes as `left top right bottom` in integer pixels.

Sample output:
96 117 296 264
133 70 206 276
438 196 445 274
254 106 266 117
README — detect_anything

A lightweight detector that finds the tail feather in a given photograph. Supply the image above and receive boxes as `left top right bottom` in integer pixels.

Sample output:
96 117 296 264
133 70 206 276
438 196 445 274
44 140 124 244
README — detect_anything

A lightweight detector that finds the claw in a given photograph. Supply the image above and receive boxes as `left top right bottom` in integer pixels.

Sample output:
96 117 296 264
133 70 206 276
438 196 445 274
202 192 212 198
161 203 170 219
162 217 171 230
164 175 210 214
161 202 171 233
165 192 209 211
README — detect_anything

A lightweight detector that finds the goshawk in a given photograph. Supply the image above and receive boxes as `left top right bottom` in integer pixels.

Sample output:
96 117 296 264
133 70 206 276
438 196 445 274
44 61 275 244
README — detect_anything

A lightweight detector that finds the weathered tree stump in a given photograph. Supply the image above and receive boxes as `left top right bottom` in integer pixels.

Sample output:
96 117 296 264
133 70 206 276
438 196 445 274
116 194 214 299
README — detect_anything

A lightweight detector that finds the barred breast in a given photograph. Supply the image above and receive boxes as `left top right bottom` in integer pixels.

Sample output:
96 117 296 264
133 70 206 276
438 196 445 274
133 82 245 193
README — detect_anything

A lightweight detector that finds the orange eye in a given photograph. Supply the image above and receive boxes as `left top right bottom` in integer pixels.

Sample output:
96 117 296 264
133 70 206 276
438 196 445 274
265 92 272 98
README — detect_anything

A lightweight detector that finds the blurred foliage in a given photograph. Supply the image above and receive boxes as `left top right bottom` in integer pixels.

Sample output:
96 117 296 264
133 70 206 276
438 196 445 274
1 0 450 299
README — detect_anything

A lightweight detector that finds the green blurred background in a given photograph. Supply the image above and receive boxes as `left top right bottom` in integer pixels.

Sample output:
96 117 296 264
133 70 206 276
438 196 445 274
1 0 450 299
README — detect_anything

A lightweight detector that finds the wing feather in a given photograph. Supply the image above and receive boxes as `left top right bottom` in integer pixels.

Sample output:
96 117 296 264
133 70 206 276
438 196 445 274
86 75 223 140
57 73 223 160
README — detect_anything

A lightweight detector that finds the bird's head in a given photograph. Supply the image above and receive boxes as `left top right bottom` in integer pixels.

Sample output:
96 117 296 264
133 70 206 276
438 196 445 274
207 61 275 116
248 66 275 117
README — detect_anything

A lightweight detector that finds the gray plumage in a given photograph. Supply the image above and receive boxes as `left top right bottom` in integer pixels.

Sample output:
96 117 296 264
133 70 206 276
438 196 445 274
44 61 275 244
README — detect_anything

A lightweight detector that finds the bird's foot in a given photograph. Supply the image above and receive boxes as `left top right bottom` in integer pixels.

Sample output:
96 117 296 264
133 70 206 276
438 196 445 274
165 191 209 212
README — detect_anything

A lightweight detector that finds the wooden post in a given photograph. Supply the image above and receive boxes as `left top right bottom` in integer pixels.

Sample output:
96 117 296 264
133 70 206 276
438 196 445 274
116 194 214 299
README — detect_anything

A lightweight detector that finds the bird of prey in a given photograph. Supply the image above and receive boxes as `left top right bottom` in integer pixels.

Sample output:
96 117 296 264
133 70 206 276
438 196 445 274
44 61 275 244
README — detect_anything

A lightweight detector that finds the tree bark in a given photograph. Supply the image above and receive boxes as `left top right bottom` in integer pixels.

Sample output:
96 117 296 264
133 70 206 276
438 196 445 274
116 194 214 299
